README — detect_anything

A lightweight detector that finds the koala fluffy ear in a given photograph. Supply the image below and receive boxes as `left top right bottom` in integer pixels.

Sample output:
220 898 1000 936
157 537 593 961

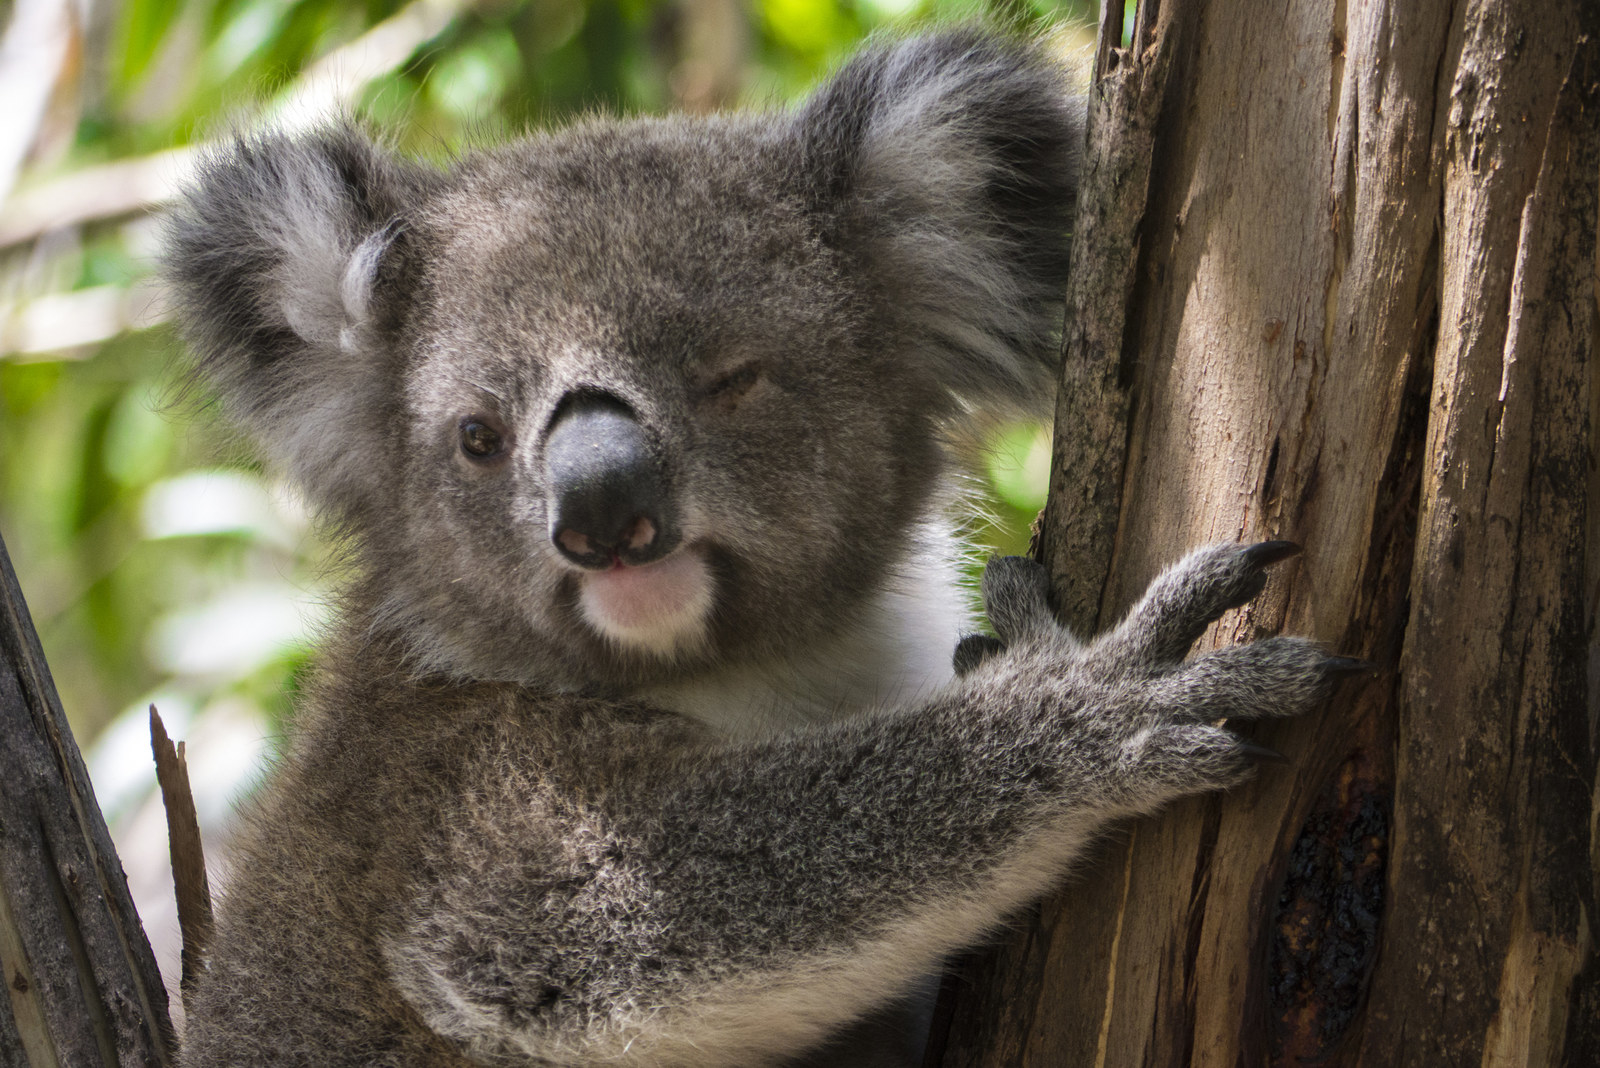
793 31 1081 416
165 124 439 517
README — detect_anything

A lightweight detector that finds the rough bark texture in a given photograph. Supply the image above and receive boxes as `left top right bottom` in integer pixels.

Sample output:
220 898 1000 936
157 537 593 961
0 530 174 1066
936 0 1598 1064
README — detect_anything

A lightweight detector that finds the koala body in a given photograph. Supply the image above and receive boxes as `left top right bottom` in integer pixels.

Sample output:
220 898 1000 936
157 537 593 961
167 30 1343 1067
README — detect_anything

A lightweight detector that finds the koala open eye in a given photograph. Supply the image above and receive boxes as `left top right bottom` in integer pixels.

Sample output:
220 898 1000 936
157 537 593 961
458 415 509 461
698 360 763 410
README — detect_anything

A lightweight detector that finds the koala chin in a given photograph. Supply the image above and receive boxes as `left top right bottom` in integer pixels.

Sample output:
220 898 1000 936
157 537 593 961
165 27 1347 1068
578 550 716 654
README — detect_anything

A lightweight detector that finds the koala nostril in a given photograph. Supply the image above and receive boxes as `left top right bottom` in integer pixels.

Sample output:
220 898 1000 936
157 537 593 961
544 394 677 569
555 515 657 568
624 517 656 551
558 529 597 559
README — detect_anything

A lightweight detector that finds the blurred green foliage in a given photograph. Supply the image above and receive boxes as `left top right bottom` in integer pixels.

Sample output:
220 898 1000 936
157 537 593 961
0 0 1093 775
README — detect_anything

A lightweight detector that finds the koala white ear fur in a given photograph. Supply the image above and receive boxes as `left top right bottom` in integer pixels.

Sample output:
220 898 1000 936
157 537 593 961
795 32 1081 420
167 127 433 517
273 226 386 352
336 229 394 350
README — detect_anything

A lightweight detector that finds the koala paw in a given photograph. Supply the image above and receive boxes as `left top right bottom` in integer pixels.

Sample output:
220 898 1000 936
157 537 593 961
952 552 1069 677
964 545 1366 807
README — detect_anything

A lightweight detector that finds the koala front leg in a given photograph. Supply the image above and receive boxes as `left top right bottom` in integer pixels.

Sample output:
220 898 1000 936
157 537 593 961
386 547 1351 1068
1090 540 1302 667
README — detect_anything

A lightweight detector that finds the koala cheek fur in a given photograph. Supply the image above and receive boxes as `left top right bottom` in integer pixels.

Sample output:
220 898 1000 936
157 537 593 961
165 28 1346 1068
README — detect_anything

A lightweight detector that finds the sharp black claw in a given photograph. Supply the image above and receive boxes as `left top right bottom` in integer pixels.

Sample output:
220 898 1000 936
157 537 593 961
1242 540 1302 567
1322 656 1377 677
1239 742 1291 765
953 633 1006 676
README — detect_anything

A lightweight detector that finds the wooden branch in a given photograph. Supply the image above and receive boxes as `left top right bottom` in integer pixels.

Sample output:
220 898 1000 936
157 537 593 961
0 282 169 361
0 0 77 206
1037 0 1177 632
149 707 213 1009
0 0 469 253
929 7 1180 1064
0 531 174 1064
0 150 193 251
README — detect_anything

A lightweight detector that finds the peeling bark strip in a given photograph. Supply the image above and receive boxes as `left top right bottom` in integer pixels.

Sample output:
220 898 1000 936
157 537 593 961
149 707 212 1008
0 532 174 1066
935 0 1598 1065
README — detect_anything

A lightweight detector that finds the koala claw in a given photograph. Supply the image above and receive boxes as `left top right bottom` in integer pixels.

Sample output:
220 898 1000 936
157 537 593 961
1085 540 1306 671
1191 539 1297 615
1240 539 1302 567
1237 741 1291 765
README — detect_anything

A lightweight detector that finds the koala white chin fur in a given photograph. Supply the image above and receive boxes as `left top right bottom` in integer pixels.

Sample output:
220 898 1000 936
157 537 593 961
165 27 1345 1068
578 548 717 656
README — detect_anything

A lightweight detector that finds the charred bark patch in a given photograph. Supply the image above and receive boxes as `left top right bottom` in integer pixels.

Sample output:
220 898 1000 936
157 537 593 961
1267 750 1389 1066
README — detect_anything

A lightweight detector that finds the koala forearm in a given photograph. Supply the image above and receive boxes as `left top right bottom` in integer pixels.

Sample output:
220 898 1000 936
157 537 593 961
180 552 1340 1068
383 549 1346 1067
386 691 1106 1067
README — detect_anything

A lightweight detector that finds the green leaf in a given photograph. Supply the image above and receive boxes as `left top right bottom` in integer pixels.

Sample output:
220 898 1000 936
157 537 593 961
986 423 1052 513
116 0 185 91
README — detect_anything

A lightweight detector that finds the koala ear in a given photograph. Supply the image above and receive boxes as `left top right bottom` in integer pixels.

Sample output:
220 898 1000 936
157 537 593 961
165 124 439 517
793 31 1081 417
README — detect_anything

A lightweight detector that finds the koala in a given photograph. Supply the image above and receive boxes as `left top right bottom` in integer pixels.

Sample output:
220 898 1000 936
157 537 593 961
164 28 1350 1068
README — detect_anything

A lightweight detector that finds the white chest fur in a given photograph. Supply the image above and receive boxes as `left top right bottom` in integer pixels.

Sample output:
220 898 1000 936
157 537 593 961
638 527 972 739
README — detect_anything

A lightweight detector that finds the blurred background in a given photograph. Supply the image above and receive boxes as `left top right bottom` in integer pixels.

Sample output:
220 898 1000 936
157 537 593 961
0 0 1093 1009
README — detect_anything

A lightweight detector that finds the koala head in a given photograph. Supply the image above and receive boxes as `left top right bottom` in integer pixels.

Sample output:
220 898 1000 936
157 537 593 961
166 31 1079 691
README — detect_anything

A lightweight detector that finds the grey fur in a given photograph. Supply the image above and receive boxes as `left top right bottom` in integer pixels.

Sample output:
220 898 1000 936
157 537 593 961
165 30 1341 1068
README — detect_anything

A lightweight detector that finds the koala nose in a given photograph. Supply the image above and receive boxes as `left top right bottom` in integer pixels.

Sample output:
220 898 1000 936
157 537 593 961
543 394 676 569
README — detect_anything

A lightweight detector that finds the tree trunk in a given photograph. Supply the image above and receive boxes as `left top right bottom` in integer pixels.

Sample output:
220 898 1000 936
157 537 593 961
0 530 174 1066
935 0 1598 1064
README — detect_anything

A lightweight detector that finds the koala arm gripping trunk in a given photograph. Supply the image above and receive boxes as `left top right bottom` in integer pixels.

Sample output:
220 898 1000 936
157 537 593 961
382 547 1349 1068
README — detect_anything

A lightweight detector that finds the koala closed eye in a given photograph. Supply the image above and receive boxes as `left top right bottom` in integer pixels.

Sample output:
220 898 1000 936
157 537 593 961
698 360 764 409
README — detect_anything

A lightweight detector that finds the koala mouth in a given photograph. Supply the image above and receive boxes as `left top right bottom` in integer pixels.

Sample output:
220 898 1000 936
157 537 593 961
577 545 715 657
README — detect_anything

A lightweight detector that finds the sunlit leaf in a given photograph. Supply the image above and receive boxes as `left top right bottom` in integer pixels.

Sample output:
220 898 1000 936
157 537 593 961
986 423 1052 513
762 0 855 56
205 0 296 77
116 0 186 90
430 27 522 118
147 583 329 676
103 386 173 488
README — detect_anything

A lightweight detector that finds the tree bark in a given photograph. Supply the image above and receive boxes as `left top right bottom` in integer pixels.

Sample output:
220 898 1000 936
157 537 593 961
0 530 174 1066
936 0 1598 1064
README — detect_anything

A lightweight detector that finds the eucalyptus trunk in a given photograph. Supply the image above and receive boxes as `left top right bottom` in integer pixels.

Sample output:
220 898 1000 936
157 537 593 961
934 0 1599 1063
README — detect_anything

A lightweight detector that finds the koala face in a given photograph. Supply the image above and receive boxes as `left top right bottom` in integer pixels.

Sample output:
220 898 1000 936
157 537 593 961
383 121 940 686
166 35 1079 692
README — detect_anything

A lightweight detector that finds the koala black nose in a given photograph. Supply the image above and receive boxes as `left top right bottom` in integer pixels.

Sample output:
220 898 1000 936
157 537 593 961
543 394 676 569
